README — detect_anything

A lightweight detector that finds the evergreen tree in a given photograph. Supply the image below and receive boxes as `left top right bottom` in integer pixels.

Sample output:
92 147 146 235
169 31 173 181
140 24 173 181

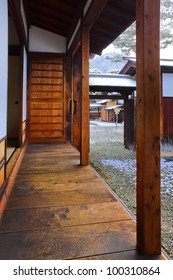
112 0 173 55
90 0 173 74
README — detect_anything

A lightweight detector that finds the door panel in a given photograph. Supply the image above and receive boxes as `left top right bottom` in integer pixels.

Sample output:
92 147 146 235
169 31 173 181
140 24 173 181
28 54 66 143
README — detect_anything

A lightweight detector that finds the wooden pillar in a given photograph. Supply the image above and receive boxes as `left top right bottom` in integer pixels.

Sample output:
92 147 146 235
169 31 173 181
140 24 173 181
66 54 73 142
73 48 82 151
124 96 135 149
80 25 89 166
136 0 161 255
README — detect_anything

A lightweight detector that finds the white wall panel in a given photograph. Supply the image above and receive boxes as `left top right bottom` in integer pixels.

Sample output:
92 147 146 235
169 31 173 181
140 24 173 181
0 0 8 139
29 26 66 53
162 73 173 97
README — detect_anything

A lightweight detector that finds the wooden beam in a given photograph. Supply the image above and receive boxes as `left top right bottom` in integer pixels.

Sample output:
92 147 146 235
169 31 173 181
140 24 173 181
83 0 109 29
8 0 28 50
136 0 161 255
67 0 109 53
124 98 135 149
67 0 86 46
80 25 89 166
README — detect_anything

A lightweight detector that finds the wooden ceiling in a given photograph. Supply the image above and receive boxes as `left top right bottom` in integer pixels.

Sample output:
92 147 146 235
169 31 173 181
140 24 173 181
23 0 136 54
90 0 136 54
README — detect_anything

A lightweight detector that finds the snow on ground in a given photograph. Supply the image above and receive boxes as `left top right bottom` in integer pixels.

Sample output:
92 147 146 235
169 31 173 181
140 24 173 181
101 158 173 197
90 120 123 128
91 120 173 196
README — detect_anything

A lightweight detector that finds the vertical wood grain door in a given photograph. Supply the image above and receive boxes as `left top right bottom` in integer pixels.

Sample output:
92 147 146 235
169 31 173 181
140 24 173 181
28 54 66 144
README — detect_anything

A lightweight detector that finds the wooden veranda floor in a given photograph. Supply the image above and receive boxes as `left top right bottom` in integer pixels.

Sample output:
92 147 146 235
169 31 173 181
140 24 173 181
0 143 165 260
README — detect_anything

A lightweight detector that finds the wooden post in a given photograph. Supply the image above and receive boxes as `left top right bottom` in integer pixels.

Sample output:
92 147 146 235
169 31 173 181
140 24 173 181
73 48 82 151
66 54 73 143
136 0 161 255
124 96 135 149
80 25 89 166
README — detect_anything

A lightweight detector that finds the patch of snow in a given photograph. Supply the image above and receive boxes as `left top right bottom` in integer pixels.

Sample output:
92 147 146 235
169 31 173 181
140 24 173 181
90 120 123 128
101 158 173 196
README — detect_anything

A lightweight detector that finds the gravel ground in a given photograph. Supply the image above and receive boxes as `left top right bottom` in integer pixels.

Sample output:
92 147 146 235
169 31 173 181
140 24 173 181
89 120 173 259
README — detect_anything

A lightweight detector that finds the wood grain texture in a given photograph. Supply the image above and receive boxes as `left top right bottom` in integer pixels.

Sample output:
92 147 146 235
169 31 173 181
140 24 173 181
80 250 165 260
0 221 136 260
0 202 130 232
6 188 115 210
0 139 5 161
0 139 6 188
81 25 89 166
73 47 82 151
162 98 173 141
28 55 66 144
136 0 161 255
0 167 5 189
0 143 166 260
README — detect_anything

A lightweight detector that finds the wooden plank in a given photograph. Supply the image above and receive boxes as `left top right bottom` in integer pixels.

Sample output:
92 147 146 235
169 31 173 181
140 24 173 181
30 84 64 92
136 0 161 255
80 250 165 260
31 77 64 85
29 137 65 144
0 220 136 260
0 139 5 161
162 98 173 141
31 63 63 71
30 102 63 109
80 25 89 166
30 92 64 100
30 116 64 124
31 70 63 78
0 202 131 232
30 109 63 117
10 178 107 194
0 166 5 188
1 142 167 260
6 188 115 209
17 159 98 173
29 131 64 139
30 123 64 131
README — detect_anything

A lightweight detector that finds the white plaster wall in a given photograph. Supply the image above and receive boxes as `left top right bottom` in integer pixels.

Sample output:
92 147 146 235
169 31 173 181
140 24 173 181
0 0 8 139
23 47 27 121
29 26 66 53
162 73 173 97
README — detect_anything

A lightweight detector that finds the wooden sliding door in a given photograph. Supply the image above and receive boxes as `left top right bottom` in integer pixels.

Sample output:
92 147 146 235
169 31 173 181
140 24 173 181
28 54 66 143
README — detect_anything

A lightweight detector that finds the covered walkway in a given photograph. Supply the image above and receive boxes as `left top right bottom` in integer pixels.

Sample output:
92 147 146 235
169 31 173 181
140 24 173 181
0 143 165 260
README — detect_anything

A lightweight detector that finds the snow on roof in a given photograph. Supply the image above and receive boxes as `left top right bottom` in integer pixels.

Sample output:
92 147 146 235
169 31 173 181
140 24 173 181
96 99 111 104
89 74 136 91
105 105 123 110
